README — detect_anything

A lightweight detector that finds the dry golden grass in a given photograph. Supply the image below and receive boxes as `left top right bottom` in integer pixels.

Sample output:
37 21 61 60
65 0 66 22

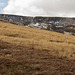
0 20 75 75
0 20 75 59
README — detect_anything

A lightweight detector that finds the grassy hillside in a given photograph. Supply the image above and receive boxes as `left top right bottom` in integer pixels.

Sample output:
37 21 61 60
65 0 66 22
0 20 75 75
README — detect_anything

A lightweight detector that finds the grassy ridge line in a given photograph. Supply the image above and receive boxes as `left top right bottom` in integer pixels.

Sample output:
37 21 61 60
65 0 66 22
0 20 75 45
0 21 75 44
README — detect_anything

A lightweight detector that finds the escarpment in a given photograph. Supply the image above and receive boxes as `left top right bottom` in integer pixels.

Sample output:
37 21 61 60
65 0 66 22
0 14 75 35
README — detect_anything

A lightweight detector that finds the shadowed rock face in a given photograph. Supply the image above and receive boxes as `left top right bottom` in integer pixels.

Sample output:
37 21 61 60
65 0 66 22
0 14 75 35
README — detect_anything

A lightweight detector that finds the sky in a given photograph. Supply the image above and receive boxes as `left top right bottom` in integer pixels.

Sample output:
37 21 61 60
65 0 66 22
1 0 75 17
0 0 8 13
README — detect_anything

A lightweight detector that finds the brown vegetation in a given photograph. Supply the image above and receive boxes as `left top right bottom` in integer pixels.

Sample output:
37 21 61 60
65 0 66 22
0 20 75 75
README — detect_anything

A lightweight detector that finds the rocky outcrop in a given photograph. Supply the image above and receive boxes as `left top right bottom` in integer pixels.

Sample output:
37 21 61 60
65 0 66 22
0 14 75 35
0 14 33 25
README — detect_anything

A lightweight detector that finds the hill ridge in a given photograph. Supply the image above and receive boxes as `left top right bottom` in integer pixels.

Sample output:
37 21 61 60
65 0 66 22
0 20 75 75
0 14 75 35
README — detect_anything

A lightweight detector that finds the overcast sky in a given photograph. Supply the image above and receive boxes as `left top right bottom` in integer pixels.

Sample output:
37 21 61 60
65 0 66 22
1 0 75 17
0 0 8 13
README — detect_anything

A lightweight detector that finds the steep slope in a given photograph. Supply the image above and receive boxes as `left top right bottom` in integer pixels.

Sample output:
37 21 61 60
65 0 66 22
0 20 75 75
0 14 75 35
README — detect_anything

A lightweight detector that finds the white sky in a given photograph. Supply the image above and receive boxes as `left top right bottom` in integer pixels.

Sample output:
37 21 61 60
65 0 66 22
0 3 4 6
3 0 75 17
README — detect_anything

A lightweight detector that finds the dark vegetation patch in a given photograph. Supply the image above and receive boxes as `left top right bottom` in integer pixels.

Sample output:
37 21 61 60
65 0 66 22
0 41 75 75
6 34 19 37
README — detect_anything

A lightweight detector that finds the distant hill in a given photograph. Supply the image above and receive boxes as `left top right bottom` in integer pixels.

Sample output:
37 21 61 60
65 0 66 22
0 14 75 35
0 20 75 75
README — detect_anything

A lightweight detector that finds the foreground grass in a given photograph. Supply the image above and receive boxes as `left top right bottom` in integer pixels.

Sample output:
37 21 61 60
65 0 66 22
0 20 75 75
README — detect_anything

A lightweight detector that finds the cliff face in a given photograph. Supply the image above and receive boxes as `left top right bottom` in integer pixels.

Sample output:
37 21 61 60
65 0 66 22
0 14 33 25
0 14 75 35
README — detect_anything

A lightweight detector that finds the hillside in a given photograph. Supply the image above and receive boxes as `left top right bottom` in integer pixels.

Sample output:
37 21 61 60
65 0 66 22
0 14 75 35
0 20 75 75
